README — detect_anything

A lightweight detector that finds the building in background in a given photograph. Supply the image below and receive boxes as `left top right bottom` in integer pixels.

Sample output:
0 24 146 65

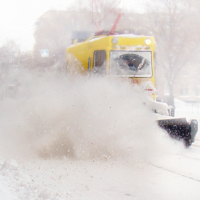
157 54 200 104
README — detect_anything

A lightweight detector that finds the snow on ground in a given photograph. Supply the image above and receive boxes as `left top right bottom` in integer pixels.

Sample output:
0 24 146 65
0 69 200 199
175 98 200 140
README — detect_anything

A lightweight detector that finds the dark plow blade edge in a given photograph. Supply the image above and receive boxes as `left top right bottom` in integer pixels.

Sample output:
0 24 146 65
157 118 198 147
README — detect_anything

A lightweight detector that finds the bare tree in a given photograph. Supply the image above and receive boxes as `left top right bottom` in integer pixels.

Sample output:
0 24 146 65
0 40 20 76
146 0 196 115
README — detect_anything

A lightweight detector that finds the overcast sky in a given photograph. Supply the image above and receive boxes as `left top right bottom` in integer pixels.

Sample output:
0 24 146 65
0 0 146 51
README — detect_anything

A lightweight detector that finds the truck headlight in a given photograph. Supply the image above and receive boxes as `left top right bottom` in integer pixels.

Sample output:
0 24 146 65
145 38 151 45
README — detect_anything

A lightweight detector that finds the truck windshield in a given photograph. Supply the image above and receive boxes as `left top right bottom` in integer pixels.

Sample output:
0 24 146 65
110 51 152 77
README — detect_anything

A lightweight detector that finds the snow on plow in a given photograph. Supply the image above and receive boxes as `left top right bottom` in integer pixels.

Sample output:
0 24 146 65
147 100 198 146
157 118 198 147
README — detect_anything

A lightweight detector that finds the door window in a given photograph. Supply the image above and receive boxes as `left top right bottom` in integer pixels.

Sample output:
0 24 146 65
93 50 106 75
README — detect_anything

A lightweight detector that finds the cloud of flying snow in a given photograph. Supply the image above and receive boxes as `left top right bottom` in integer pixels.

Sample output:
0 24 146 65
0 68 184 162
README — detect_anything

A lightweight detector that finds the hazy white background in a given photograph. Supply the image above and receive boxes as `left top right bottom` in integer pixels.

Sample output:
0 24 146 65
0 0 74 50
0 0 146 51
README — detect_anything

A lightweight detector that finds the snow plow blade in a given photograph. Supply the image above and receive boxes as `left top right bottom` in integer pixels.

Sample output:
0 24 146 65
157 118 198 146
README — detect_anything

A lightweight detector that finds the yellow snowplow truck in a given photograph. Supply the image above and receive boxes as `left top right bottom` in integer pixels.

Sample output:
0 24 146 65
65 31 198 147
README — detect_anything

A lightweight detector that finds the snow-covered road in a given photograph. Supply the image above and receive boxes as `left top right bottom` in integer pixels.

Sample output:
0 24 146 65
1 144 200 200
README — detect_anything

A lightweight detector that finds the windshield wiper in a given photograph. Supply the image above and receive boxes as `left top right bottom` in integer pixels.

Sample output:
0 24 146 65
133 58 146 77
138 58 146 70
